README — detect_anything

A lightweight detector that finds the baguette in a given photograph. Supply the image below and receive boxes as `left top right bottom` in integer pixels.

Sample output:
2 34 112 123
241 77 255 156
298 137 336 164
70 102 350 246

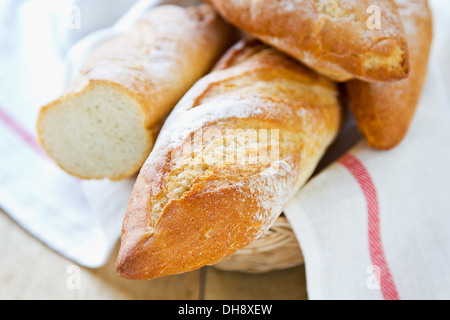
345 0 433 150
116 39 342 280
37 4 236 180
204 0 409 82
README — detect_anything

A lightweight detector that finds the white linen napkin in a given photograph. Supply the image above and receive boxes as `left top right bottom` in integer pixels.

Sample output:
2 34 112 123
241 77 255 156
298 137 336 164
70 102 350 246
0 0 449 301
0 0 163 268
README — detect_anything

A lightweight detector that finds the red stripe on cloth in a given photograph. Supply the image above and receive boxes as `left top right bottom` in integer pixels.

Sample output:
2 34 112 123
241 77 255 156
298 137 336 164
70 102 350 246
339 154 400 301
0 106 46 157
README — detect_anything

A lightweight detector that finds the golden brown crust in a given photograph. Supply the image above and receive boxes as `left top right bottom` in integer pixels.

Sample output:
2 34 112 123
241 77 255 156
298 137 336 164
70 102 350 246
37 4 237 180
345 0 433 150
116 39 342 280
204 0 410 82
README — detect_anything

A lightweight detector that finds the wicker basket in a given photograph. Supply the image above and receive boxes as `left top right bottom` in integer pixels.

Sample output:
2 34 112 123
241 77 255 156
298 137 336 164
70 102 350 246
213 215 304 273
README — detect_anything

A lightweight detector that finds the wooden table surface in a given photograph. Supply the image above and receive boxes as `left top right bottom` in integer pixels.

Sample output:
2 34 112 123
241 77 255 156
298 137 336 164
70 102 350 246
0 209 308 300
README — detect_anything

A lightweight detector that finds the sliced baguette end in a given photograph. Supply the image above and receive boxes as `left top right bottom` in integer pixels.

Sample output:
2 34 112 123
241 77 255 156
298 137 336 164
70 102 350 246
37 81 154 180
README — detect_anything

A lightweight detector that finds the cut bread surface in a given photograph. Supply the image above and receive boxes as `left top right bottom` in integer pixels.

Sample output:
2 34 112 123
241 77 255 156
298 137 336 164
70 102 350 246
38 82 153 180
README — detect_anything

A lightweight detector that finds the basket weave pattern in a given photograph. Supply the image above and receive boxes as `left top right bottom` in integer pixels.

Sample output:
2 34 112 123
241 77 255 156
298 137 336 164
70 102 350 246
213 215 304 273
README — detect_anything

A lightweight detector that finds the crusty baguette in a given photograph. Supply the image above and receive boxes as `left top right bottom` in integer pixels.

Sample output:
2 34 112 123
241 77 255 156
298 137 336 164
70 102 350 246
116 39 342 280
345 0 433 150
37 4 236 180
204 0 410 82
